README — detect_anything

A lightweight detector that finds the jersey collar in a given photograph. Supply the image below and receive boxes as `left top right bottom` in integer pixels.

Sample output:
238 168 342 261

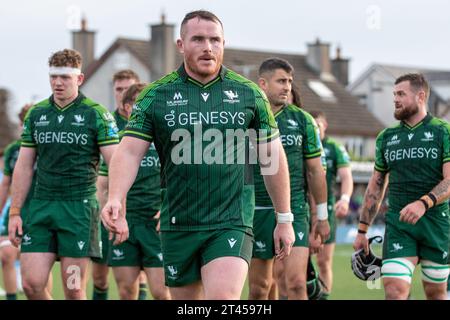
177 63 227 88
50 92 85 111
401 112 432 130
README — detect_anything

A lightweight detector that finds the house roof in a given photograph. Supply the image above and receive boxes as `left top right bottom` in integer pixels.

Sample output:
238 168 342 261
83 39 384 137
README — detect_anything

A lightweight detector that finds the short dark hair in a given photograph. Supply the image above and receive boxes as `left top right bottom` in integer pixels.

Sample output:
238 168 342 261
180 10 223 38
290 83 303 108
310 110 326 120
258 58 294 77
395 73 430 102
113 69 140 83
122 83 147 106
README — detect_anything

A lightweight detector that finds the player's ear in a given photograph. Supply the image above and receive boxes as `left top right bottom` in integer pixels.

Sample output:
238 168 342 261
176 39 184 54
77 73 85 86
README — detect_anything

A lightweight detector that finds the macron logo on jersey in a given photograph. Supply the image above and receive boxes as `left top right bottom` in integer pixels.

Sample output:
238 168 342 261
58 115 64 123
228 238 237 248
408 133 414 141
201 92 210 102
77 241 85 250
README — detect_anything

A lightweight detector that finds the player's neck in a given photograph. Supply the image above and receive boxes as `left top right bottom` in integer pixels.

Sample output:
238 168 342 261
271 103 284 115
54 92 79 109
404 108 427 127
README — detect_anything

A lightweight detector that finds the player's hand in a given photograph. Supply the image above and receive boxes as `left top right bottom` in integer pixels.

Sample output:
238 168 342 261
353 232 369 255
101 199 122 232
309 226 323 254
8 215 23 247
313 220 330 244
399 201 426 225
335 200 349 218
111 215 129 245
273 223 295 260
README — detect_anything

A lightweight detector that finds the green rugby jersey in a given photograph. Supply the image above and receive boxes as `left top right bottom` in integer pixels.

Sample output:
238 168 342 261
113 109 128 131
3 140 36 207
22 93 119 200
124 65 279 231
99 138 161 222
254 104 323 215
322 137 351 204
375 113 450 214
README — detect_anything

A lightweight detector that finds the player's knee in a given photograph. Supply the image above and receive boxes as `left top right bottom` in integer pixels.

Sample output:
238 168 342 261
92 271 109 289
286 277 307 295
384 281 409 300
249 278 272 299
381 258 415 284
151 286 171 300
22 277 47 297
65 287 85 300
118 283 138 300
0 247 16 266
421 260 449 284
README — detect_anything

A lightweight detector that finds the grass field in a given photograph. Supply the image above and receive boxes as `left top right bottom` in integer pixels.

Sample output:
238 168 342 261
0 244 428 300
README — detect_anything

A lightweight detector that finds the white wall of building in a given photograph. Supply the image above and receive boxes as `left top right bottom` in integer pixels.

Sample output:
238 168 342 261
81 47 150 111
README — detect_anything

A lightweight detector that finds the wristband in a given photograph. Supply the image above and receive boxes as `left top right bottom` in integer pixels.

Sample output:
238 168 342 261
419 199 429 211
276 212 294 224
420 195 434 210
427 192 437 207
357 229 367 234
316 203 328 221
9 207 21 217
340 194 350 203
358 221 369 232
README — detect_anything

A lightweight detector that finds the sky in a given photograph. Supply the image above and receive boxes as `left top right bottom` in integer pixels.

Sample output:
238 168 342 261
1 0 450 119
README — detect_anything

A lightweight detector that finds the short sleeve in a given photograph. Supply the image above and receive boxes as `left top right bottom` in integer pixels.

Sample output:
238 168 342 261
251 87 279 144
124 87 155 142
21 108 36 148
374 130 388 172
96 109 120 146
303 113 323 159
442 123 450 163
335 143 351 168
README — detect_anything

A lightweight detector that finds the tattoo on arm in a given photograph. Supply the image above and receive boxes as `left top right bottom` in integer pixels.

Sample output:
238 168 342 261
430 178 450 205
360 172 388 224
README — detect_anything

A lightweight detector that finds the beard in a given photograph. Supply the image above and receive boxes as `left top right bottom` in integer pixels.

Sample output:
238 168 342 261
394 103 419 121
185 53 223 79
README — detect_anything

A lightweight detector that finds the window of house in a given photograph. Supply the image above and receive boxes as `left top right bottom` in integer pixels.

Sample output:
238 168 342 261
308 80 337 102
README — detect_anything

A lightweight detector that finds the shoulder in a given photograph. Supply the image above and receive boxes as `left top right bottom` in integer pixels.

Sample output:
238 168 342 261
26 99 50 118
429 116 450 134
137 71 181 102
223 69 266 99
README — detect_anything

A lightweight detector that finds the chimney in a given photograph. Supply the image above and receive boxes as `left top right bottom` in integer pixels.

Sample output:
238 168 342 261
306 38 334 81
72 16 96 72
331 46 350 86
149 13 176 80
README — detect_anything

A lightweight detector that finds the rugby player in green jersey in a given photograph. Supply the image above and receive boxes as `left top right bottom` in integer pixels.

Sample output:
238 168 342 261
311 110 353 299
354 73 450 300
91 69 140 300
0 104 53 300
8 49 120 300
249 58 329 300
102 10 295 300
99 83 170 300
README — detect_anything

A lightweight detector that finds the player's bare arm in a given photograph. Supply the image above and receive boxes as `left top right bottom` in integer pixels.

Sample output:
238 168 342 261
335 166 353 218
101 137 148 243
400 162 450 225
9 147 36 247
259 137 295 259
306 156 330 243
353 170 388 253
